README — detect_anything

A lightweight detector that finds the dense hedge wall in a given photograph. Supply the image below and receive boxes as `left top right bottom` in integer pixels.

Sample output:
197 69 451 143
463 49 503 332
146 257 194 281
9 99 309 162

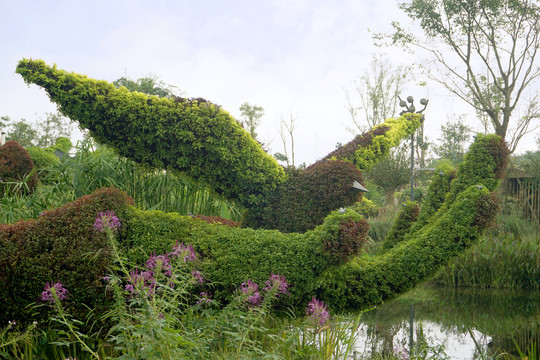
0 187 133 325
245 160 365 232
16 59 286 211
118 207 367 306
0 140 39 194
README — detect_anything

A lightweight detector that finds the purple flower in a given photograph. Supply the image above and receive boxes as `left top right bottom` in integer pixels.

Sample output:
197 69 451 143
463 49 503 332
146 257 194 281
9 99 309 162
192 270 204 284
169 242 197 262
394 345 409 360
306 297 330 326
101 276 110 282
264 273 289 297
41 281 69 303
94 211 121 232
196 291 213 305
125 269 156 296
146 252 172 276
240 279 261 306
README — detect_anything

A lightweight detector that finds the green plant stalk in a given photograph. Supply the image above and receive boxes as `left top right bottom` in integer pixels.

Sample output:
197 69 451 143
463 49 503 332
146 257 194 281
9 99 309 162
49 290 100 359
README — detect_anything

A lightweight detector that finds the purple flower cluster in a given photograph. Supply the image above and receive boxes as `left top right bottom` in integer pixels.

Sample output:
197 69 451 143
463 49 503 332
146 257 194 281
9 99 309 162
146 252 173 277
41 281 69 303
125 269 156 295
191 269 204 284
169 242 197 263
196 291 213 305
264 272 289 297
240 279 261 306
93 211 121 232
306 297 330 326
239 274 290 307
123 242 202 297
394 345 409 360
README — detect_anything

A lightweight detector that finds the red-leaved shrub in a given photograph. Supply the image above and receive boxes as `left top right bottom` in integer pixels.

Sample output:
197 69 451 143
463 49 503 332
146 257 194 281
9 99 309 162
0 140 39 194
0 187 133 326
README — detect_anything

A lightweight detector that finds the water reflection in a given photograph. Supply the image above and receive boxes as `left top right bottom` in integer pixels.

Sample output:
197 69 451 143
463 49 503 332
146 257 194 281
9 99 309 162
352 287 539 359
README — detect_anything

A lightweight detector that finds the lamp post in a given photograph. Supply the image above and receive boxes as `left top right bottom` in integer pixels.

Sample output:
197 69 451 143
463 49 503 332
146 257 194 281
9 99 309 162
398 96 428 201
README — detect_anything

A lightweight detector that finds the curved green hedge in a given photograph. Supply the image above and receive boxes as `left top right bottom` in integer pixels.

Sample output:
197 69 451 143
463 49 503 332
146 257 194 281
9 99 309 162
16 59 286 210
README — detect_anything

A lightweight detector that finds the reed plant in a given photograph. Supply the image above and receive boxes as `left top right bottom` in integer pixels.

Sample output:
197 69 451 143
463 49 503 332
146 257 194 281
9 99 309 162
432 228 539 290
0 139 242 224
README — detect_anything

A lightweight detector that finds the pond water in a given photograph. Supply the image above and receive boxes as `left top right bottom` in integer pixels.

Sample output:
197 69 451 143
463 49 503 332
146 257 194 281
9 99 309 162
349 287 539 359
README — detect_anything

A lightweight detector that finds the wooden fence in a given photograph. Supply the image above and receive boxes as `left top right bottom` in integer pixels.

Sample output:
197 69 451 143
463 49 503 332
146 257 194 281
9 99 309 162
500 177 540 228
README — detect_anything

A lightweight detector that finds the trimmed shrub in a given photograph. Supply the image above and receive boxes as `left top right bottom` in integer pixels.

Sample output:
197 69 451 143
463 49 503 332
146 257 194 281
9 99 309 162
26 146 59 170
408 163 456 234
380 201 420 252
16 59 286 212
317 113 422 172
118 207 367 306
0 187 133 326
315 185 499 311
0 140 39 194
51 136 72 154
245 160 364 232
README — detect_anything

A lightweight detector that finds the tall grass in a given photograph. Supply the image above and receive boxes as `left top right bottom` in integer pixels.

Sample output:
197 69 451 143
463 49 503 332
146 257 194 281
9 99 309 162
0 139 242 224
431 210 539 290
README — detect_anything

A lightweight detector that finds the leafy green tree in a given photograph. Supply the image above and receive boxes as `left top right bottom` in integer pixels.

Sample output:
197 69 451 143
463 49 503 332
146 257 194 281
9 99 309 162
346 56 410 133
35 112 73 147
239 102 264 140
5 118 38 147
383 0 540 153
366 145 411 206
113 74 178 97
434 118 473 164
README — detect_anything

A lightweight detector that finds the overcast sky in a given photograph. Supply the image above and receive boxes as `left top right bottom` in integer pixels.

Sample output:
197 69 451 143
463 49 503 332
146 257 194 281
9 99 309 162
1 0 538 165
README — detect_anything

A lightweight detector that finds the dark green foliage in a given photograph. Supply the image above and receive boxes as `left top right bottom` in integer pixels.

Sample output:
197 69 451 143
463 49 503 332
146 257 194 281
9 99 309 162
0 140 39 194
409 163 456 233
448 133 509 200
0 187 133 326
119 207 366 306
246 160 364 232
16 59 286 211
381 201 420 251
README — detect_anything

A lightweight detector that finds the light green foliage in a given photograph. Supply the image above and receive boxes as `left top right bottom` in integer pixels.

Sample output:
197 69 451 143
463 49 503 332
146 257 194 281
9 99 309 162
239 102 264 140
25 146 58 170
35 112 73 148
353 113 421 172
434 119 472 164
5 119 38 147
16 59 286 210
113 73 178 98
